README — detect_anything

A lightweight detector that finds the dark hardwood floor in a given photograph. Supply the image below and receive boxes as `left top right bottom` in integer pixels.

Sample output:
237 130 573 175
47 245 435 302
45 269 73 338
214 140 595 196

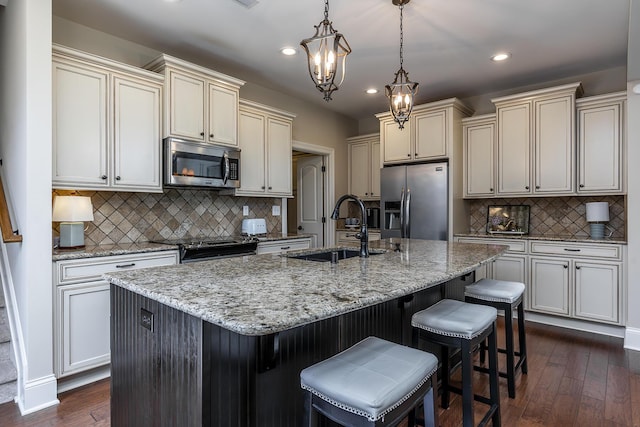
1 319 639 426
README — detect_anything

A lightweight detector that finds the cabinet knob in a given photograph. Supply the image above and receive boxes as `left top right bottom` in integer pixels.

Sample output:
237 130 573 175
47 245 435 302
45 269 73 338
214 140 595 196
209 134 214 138
489 188 494 192
415 153 418 156
116 176 121 181
576 266 581 270
365 192 368 196
101 175 107 180
200 132 205 136
564 264 568 269
407 154 411 157
261 186 265 189
525 186 530 190
535 185 540 189
579 184 585 188
268 186 272 190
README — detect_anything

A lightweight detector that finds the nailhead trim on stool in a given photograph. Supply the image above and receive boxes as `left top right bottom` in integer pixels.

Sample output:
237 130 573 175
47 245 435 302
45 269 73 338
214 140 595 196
412 299 501 427
465 278 528 399
300 336 439 427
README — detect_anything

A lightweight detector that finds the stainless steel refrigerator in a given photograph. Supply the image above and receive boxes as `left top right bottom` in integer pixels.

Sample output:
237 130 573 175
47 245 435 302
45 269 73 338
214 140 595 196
380 162 448 240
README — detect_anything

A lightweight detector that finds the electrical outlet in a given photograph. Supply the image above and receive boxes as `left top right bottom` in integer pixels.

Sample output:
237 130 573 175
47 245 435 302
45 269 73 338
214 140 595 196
272 205 281 216
243 205 249 216
140 308 154 332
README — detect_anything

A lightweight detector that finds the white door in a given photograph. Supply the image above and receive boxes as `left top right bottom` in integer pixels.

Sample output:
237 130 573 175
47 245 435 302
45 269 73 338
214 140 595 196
297 155 324 248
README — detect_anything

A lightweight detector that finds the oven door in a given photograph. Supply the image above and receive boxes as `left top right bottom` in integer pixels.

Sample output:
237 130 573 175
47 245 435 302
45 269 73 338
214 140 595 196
164 137 240 188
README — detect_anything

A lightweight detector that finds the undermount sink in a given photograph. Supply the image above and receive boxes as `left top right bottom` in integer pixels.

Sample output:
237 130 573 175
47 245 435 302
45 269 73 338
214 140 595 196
288 248 384 262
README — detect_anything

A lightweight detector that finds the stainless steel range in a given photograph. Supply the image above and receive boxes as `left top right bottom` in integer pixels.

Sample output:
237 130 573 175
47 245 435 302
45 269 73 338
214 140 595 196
152 236 258 263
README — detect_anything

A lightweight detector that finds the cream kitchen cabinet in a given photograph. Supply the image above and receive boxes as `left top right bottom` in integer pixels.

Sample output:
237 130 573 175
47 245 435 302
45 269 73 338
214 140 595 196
336 230 381 245
53 250 179 383
493 83 582 196
256 237 312 255
347 134 380 200
53 45 164 192
529 241 622 324
462 114 496 197
236 100 295 197
576 92 626 194
376 98 473 164
145 54 244 146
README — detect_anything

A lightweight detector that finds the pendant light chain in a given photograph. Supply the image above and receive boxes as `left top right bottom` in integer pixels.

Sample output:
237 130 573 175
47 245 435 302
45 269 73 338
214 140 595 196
324 0 329 21
399 5 404 70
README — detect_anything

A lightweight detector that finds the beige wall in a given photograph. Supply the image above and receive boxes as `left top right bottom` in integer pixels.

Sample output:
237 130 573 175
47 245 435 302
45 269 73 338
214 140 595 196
52 17 357 202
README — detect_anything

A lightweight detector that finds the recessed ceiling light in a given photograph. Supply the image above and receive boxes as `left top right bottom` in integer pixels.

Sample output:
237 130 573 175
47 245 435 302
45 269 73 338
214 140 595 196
366 88 379 94
281 47 297 56
491 52 511 62
163 0 183 3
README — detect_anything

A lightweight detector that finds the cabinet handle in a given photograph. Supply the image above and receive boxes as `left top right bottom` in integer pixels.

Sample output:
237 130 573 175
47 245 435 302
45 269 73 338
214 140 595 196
200 132 205 136
116 176 121 181
365 192 369 196
489 188 494 192
415 153 418 156
579 184 585 188
261 186 265 189
535 185 540 189
116 263 136 268
280 246 291 250
564 248 581 252
576 265 581 270
525 186 530 190
564 264 568 269
209 134 214 138
101 175 107 180
407 154 411 157
268 186 272 190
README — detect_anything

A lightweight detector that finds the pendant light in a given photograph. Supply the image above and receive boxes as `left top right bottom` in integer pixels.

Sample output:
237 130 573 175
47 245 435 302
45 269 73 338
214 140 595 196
300 0 352 101
385 0 418 129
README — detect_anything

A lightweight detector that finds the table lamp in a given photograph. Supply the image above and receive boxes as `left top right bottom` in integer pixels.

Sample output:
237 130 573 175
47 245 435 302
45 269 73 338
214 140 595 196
585 201 609 239
52 196 94 248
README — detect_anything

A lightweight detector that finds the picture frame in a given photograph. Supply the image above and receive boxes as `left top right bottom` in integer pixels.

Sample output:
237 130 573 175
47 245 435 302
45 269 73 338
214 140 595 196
486 205 530 235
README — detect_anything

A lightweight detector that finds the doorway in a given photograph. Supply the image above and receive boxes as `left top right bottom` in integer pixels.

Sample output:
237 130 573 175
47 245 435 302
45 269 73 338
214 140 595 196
288 141 335 248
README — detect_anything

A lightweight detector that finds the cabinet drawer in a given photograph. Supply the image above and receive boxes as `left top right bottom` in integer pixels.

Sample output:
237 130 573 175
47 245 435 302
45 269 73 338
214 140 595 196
529 242 620 260
257 238 311 255
456 237 527 253
55 251 179 285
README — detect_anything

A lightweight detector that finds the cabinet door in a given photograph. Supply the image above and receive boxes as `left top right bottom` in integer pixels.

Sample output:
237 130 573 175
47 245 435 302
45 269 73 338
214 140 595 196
370 141 381 199
382 120 412 163
168 71 205 140
113 76 162 192
492 254 526 284
208 84 238 146
237 110 266 194
575 262 619 323
534 96 574 194
577 103 622 193
464 122 495 197
530 257 570 315
266 117 292 196
497 103 531 195
348 142 370 199
414 110 447 160
57 281 110 377
53 61 109 188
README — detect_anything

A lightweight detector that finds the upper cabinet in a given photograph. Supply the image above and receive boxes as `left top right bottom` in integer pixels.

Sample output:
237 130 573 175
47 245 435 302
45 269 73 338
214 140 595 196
53 44 164 192
347 134 380 200
145 54 245 146
462 114 496 198
492 82 582 196
576 92 626 195
376 98 473 164
235 100 295 198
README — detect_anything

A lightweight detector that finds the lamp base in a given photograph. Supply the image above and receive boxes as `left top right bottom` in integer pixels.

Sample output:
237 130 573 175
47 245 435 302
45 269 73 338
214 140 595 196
59 222 86 248
589 223 605 240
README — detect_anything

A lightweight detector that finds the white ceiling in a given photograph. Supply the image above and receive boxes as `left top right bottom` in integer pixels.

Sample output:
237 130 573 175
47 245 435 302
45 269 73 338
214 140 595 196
52 0 630 121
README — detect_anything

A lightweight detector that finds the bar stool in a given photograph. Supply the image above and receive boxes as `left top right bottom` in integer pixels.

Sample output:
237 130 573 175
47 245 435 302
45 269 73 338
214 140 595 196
465 278 528 399
412 299 500 427
300 336 439 427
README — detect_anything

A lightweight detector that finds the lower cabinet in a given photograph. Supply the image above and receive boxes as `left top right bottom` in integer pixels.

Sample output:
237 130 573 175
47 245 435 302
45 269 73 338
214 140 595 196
530 257 570 315
53 250 179 380
256 238 311 255
336 230 381 245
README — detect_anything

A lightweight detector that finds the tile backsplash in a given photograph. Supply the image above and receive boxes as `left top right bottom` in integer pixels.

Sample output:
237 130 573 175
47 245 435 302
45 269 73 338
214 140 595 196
468 196 625 239
52 189 282 246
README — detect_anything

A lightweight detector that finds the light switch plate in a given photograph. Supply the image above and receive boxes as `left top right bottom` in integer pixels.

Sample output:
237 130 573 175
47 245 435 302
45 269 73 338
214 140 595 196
272 205 281 216
243 205 249 216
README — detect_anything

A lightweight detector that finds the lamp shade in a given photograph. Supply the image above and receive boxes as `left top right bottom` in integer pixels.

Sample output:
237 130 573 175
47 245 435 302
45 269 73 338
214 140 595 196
52 196 94 222
585 202 609 222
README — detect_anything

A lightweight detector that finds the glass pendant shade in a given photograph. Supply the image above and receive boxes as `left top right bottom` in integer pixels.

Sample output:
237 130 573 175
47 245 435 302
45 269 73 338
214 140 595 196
300 1 351 101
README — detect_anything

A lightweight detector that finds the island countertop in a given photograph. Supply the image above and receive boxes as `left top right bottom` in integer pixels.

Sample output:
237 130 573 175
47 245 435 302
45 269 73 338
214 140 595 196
104 239 507 336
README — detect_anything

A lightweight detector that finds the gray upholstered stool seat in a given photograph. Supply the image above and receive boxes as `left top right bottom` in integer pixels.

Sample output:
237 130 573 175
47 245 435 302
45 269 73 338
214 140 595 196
300 336 439 426
412 299 501 427
465 278 528 399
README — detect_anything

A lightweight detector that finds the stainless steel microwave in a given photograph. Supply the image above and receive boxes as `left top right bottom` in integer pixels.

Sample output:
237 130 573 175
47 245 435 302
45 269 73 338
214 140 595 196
164 137 240 189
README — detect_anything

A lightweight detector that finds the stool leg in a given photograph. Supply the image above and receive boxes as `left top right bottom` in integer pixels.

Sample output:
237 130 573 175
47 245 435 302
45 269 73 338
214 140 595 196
461 339 475 427
423 373 438 427
441 345 451 409
488 322 501 427
479 338 487 365
303 392 317 427
505 304 516 399
518 301 528 374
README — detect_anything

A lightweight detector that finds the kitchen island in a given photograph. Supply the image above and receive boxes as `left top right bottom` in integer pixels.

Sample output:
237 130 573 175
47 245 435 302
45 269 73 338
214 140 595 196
105 239 507 426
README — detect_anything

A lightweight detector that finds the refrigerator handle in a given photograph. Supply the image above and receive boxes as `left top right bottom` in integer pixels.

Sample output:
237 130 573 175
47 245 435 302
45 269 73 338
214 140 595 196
400 187 405 238
405 188 411 238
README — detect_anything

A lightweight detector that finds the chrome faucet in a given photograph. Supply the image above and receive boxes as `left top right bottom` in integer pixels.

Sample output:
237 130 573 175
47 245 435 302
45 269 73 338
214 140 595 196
331 194 369 257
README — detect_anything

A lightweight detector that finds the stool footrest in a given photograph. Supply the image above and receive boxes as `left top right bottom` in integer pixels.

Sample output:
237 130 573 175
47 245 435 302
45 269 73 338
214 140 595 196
446 384 495 407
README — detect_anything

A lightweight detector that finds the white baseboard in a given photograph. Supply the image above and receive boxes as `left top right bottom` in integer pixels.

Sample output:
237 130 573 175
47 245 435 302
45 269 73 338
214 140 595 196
624 327 640 351
525 312 625 338
17 374 59 415
57 366 110 394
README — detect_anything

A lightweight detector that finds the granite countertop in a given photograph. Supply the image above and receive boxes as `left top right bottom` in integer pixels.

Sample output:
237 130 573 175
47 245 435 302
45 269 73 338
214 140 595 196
454 233 627 245
105 239 507 337
52 242 179 261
